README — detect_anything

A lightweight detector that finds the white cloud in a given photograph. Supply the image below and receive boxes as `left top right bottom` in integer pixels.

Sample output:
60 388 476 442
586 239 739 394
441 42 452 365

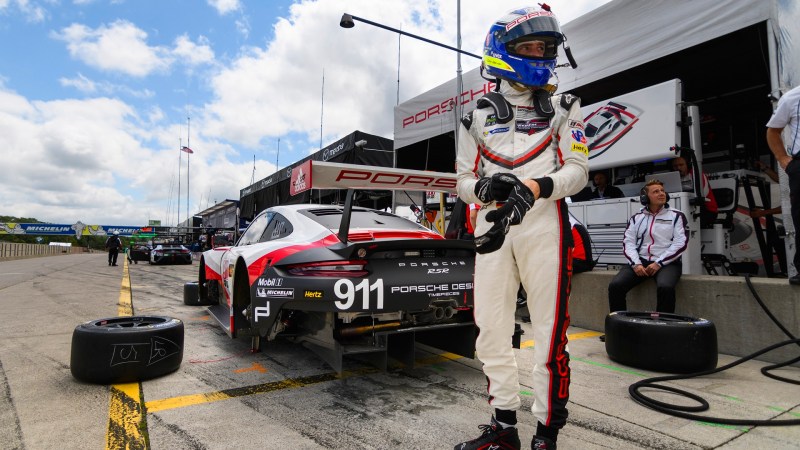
59 73 155 98
208 0 240 16
51 20 217 80
201 0 611 151
0 86 269 225
172 34 215 67
52 20 172 77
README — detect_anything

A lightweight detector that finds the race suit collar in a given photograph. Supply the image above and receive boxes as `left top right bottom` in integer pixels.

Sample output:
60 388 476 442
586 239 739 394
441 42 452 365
498 80 534 103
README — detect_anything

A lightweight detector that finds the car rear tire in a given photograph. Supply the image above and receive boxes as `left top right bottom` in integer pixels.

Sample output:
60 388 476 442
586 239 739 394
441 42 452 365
604 311 717 373
70 316 184 384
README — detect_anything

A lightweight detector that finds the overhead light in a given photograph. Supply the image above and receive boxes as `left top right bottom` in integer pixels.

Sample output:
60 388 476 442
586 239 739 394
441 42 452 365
339 13 355 28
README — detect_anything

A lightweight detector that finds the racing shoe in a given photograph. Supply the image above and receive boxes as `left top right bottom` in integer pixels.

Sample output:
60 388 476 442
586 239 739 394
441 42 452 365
531 435 556 450
454 416 520 450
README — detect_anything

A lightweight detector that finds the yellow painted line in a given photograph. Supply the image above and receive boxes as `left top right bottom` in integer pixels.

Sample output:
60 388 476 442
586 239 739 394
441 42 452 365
145 367 379 413
106 383 147 449
116 259 133 317
519 329 603 349
107 258 148 450
144 329 606 414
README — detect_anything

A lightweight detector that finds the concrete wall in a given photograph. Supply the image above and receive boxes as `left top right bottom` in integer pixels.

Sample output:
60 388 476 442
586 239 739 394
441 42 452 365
0 242 91 261
570 270 800 365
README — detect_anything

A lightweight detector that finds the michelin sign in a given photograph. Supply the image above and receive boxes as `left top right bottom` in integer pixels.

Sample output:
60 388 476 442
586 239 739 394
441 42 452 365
0 222 142 239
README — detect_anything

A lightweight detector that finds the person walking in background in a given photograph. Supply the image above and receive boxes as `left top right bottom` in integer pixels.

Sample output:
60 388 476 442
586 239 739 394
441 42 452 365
454 5 589 449
105 231 123 266
766 84 800 286
607 180 688 314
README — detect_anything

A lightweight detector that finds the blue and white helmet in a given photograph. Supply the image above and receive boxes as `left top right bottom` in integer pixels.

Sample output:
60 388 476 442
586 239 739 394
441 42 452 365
482 6 564 88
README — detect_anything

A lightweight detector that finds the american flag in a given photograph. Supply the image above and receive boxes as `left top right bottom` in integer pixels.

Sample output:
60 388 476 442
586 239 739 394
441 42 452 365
181 146 194 154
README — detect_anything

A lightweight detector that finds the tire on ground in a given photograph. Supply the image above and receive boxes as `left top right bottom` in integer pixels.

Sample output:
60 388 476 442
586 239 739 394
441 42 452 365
70 316 184 384
604 311 717 373
183 281 200 305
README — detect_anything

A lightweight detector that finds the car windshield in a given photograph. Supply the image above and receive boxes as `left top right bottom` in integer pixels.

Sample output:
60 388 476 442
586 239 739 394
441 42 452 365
302 208 428 231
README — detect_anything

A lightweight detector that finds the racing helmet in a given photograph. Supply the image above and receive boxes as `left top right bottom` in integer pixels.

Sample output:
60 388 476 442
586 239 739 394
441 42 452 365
482 6 564 88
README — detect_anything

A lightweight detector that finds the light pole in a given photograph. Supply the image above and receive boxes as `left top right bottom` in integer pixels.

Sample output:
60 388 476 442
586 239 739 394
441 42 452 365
340 8 479 214
339 13 480 60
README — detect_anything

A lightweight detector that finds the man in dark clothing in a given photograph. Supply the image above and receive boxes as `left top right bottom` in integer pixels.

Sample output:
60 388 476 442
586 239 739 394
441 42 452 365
105 231 122 266
590 172 624 199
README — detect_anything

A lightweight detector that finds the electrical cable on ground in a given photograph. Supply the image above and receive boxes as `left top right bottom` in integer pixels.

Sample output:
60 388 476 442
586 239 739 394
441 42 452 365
628 274 800 426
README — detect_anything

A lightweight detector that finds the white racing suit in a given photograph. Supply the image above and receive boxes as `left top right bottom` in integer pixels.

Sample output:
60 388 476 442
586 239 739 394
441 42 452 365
456 81 589 429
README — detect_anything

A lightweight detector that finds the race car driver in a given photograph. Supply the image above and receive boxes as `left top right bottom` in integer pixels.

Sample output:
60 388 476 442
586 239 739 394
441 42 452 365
454 5 589 450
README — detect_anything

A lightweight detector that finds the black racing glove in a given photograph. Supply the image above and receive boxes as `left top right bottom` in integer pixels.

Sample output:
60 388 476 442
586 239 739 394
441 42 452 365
474 214 511 254
473 173 520 203
485 179 535 226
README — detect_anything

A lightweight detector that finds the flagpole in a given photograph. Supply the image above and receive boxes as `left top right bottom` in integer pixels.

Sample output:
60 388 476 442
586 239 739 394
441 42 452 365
178 138 182 227
187 116 190 230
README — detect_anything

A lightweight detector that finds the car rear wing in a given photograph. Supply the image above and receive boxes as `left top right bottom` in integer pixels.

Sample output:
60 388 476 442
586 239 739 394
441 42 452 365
288 160 457 196
288 160 459 243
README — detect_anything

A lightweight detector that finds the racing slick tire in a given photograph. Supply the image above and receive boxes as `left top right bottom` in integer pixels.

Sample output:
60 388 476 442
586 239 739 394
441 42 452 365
183 281 200 305
70 316 184 384
604 311 717 373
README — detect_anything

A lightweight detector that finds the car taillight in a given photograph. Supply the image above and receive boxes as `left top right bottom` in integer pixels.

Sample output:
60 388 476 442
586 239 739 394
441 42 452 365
286 260 368 277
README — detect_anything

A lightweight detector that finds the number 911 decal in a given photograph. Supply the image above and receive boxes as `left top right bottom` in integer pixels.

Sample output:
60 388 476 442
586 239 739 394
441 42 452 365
333 278 475 311
334 279 384 310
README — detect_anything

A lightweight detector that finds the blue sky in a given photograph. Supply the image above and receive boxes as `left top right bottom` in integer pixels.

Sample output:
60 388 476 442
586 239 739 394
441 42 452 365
0 0 610 226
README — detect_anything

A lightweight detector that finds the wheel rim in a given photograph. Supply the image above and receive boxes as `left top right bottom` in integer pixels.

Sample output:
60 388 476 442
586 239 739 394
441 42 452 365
618 311 703 323
92 317 167 328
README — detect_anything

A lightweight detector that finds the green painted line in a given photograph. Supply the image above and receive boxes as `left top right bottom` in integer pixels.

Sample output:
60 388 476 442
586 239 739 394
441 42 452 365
696 421 749 432
721 395 742 402
768 406 800 417
571 356 649 377
519 390 533 396
430 365 446 372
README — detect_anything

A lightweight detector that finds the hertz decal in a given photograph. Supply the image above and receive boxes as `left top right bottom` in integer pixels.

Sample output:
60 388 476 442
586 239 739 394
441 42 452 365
304 290 323 299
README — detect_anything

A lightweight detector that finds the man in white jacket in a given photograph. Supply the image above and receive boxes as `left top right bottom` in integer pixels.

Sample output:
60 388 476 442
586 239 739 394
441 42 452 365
607 179 689 313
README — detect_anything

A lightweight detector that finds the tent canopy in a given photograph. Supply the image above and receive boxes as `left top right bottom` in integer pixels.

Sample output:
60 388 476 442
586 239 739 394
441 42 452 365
239 130 393 220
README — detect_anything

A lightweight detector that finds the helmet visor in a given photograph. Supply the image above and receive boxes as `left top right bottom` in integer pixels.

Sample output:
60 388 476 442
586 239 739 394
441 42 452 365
496 12 562 50
506 35 560 59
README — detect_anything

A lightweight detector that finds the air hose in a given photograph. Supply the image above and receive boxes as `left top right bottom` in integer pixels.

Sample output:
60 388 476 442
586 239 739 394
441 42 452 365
628 274 800 426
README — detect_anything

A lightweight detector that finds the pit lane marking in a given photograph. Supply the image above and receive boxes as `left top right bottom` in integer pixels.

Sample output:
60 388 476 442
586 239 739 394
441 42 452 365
143 331 605 413
106 259 148 449
519 330 602 349
145 367 380 413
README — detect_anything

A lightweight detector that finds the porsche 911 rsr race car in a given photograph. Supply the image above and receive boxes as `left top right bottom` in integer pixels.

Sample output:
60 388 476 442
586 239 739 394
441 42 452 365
196 203 476 372
150 244 193 265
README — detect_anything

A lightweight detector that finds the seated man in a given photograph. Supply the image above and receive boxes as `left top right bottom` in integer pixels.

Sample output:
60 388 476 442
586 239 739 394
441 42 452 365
672 156 718 227
590 171 624 199
608 179 689 314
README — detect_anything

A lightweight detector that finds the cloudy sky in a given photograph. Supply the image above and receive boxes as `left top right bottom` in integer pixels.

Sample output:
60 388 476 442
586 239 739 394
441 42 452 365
0 0 611 226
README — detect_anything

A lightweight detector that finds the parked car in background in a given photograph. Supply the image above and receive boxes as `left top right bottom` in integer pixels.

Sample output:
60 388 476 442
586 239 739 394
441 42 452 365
128 243 152 264
150 243 192 265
